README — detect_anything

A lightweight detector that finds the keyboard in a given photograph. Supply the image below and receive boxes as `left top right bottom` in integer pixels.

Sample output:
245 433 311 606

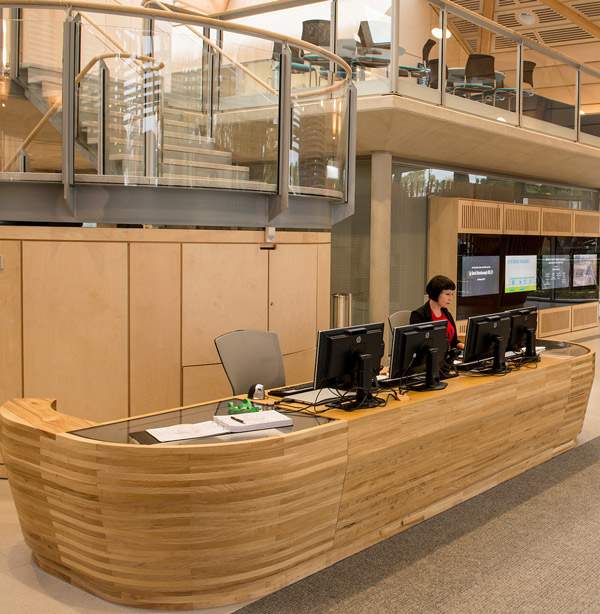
269 382 314 398
285 388 356 406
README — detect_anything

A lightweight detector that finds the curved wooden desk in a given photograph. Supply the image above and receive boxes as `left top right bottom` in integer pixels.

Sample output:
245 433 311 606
0 344 594 610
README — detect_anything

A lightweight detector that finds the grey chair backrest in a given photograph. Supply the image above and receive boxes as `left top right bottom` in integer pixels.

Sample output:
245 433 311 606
214 330 286 395
388 310 412 331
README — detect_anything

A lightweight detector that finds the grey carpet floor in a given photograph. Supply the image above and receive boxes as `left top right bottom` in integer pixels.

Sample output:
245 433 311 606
239 437 600 614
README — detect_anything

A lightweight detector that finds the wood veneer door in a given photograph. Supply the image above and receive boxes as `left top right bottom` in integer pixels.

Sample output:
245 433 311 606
22 241 128 421
0 241 22 405
182 243 269 366
130 243 181 416
269 243 318 355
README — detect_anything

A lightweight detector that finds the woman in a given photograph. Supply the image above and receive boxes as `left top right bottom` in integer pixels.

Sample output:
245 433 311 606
410 275 464 353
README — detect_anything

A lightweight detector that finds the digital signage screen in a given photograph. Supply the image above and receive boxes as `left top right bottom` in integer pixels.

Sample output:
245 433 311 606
460 256 500 297
573 254 598 287
505 255 537 294
541 255 570 290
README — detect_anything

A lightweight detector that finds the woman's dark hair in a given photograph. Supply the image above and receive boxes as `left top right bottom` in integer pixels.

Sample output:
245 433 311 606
426 275 456 301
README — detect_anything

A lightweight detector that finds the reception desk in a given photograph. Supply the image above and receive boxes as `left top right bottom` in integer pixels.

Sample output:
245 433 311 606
0 343 594 610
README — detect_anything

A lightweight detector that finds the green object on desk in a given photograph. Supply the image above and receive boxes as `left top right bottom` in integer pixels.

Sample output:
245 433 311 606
227 399 262 414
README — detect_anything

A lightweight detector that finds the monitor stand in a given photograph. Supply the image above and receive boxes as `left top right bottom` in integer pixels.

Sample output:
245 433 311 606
408 347 447 392
525 328 538 359
491 334 509 374
327 353 384 411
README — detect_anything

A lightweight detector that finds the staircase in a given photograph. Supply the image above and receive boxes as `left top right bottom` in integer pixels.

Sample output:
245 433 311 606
12 65 271 189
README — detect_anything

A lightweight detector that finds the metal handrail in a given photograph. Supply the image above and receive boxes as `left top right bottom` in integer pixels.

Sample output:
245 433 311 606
3 51 163 171
0 1 352 77
209 0 600 81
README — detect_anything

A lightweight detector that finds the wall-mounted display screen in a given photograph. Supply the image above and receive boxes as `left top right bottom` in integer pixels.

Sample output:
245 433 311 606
573 254 598 287
541 255 570 290
505 255 537 293
460 256 500 297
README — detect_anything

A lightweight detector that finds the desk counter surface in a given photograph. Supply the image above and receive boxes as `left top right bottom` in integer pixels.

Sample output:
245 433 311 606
0 344 594 610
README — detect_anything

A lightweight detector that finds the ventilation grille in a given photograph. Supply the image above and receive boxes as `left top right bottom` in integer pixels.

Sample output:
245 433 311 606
538 307 572 337
497 13 521 28
459 201 502 233
573 212 600 236
495 36 518 49
498 0 516 6
453 18 479 35
504 205 541 234
572 302 599 331
533 7 563 23
452 0 481 11
538 26 594 45
572 1 600 18
541 209 573 235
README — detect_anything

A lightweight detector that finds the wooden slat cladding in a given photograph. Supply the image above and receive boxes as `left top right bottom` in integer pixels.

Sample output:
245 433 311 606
541 208 574 236
503 204 541 235
538 305 572 336
572 302 599 331
458 200 503 234
573 211 600 237
0 347 594 609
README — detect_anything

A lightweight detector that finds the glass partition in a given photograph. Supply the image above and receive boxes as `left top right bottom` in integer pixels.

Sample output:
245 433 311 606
289 43 348 199
520 46 577 140
1 13 65 174
444 10 518 126
395 0 441 104
579 69 600 148
337 0 391 95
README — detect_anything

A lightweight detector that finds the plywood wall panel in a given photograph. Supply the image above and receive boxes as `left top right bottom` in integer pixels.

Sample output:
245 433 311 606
269 244 318 354
22 242 129 422
0 241 22 405
130 243 181 416
182 244 269 366
284 349 316 387
183 364 231 405
317 243 331 332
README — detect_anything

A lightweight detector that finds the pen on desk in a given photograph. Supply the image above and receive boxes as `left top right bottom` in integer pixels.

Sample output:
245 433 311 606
230 416 244 424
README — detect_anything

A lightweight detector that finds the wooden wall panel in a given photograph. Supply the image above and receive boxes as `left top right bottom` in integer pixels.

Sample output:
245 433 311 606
130 243 181 416
22 242 129 422
571 302 598 331
573 211 600 237
183 364 232 405
317 243 331 332
0 241 22 405
458 199 503 234
269 244 318 354
538 306 572 337
182 244 269 366
503 204 541 235
284 349 316 386
541 208 573 236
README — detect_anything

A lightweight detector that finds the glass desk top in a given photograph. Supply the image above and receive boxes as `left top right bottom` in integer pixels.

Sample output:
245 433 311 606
70 398 331 446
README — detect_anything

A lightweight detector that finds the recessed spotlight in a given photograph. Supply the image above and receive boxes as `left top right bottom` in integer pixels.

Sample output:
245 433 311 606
516 10 539 27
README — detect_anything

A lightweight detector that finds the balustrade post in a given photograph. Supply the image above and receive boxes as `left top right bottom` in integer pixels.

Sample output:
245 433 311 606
345 82 356 208
269 42 291 221
390 0 399 94
440 8 448 106
575 69 581 142
516 43 523 126
142 17 159 179
9 8 20 81
62 14 80 209
97 59 109 175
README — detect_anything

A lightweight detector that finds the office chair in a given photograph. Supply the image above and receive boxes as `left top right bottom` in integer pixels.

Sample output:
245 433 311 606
214 330 286 395
453 53 496 100
422 38 436 65
426 59 448 90
389 310 412 330
302 19 331 48
495 60 536 111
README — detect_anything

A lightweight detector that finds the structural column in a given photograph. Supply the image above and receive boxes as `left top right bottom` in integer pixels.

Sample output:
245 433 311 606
369 151 392 329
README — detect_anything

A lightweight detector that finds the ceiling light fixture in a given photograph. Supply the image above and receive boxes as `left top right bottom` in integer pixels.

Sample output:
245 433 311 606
431 27 452 40
516 10 539 27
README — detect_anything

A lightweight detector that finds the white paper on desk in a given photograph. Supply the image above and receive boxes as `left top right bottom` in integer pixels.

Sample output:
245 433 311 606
147 421 228 443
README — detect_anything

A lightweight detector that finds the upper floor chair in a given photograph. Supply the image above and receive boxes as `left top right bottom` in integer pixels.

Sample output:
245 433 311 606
495 60 536 112
453 53 497 100
214 330 286 395
426 58 448 90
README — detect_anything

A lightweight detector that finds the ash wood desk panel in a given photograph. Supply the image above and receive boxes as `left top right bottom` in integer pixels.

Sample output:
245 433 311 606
0 347 594 610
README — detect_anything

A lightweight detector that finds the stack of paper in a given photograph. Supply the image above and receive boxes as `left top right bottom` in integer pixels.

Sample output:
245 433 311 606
147 421 228 443
213 410 293 433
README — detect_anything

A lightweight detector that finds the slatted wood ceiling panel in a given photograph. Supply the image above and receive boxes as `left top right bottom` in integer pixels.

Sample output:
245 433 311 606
458 200 503 233
573 212 600 237
504 204 541 235
541 208 573 236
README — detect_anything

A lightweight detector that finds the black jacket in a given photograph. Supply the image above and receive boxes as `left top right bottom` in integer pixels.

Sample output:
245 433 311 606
409 302 459 349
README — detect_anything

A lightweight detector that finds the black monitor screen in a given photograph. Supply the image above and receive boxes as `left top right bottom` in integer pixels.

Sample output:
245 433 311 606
541 255 570 290
573 254 598 287
460 256 500 297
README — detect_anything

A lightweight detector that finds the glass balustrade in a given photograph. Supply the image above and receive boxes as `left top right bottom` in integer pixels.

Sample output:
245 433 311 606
578 69 600 148
289 43 349 199
520 46 577 141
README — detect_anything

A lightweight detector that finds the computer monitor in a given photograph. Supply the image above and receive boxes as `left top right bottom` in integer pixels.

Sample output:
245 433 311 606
388 321 448 391
462 311 512 373
505 306 538 358
314 322 385 410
